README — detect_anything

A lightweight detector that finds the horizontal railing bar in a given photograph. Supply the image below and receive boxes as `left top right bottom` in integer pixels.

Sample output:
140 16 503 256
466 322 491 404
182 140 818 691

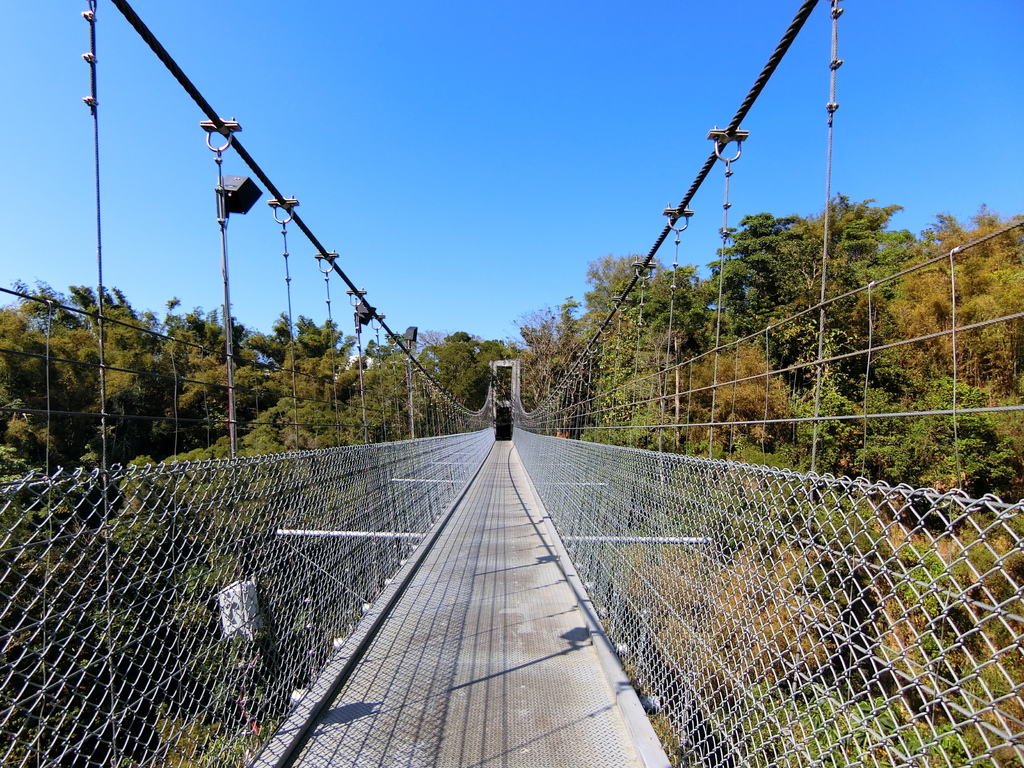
275 529 426 539
564 535 713 545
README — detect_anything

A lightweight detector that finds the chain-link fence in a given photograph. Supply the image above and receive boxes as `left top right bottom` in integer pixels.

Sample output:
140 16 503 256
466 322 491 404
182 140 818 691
514 428 1023 768
0 429 492 767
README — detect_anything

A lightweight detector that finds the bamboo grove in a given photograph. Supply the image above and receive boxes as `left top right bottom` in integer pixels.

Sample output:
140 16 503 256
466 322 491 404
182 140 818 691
0 286 513 480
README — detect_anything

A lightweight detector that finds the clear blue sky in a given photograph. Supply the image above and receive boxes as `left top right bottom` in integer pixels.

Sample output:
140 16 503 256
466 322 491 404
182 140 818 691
2 1 1021 344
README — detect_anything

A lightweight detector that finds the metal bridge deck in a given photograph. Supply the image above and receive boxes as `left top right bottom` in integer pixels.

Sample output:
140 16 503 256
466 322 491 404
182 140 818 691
284 441 656 768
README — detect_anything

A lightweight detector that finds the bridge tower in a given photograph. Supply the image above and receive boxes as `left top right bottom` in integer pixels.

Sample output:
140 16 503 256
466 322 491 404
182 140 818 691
489 359 520 440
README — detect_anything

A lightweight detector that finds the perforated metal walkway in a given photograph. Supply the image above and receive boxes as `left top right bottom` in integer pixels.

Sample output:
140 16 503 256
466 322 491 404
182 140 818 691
274 441 663 768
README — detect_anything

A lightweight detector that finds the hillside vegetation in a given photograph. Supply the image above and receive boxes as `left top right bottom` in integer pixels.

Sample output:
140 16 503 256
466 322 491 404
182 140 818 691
518 201 1024 499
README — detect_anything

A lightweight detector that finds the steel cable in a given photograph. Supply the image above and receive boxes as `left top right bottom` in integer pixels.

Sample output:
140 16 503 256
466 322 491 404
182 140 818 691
525 219 1024 428
531 0 822 414
107 0 480 417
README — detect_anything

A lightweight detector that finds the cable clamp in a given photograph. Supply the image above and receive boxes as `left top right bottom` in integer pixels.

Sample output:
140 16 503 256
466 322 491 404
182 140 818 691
82 52 97 63
201 118 241 152
666 206 693 245
82 96 98 107
269 197 299 224
316 251 339 272
200 118 242 136
663 205 694 221
708 126 748 162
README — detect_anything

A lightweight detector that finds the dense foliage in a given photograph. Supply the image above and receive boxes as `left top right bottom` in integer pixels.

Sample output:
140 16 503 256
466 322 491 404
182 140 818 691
517 202 1024 500
0 285 514 477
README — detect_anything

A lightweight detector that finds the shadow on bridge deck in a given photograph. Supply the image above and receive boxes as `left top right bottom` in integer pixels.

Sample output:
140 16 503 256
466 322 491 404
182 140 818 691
256 441 667 768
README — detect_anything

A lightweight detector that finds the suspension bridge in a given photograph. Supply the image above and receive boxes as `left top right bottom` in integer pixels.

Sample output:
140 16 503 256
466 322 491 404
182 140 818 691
2 1 1022 767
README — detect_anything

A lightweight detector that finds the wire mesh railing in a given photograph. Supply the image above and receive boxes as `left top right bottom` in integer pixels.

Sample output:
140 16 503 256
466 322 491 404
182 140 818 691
0 428 492 768
514 427 1023 768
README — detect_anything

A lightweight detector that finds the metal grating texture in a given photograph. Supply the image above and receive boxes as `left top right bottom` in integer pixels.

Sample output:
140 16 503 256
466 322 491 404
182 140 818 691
0 429 492 768
292 441 648 768
513 428 1024 768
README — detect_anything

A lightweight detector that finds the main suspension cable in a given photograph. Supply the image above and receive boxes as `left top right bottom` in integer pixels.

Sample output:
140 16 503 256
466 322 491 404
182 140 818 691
108 0 474 417
531 0 821 414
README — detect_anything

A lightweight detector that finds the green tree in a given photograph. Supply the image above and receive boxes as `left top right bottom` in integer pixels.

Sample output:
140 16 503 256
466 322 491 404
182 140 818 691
420 331 516 410
517 300 583 412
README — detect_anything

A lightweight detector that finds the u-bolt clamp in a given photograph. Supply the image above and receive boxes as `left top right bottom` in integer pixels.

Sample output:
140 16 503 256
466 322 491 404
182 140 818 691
201 119 242 153
708 127 749 163
269 197 300 225
633 258 656 281
664 206 694 233
316 251 340 274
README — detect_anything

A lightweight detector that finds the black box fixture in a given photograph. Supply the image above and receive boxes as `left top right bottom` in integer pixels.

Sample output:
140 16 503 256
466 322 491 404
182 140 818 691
222 175 263 214
355 301 375 327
